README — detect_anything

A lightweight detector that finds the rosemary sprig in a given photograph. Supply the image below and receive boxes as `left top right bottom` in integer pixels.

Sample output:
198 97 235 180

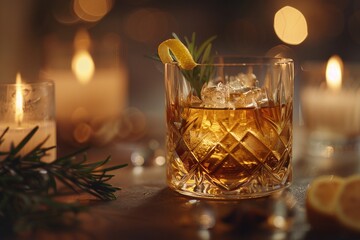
172 33 217 97
0 126 127 234
151 33 216 98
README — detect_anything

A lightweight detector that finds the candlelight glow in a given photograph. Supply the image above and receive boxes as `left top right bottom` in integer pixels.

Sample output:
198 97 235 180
326 55 343 91
72 29 95 84
72 50 95 84
274 6 308 45
15 73 24 124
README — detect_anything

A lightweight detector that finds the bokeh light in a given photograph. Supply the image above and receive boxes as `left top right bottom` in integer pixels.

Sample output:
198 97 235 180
131 151 145 166
154 156 166 166
73 0 114 22
274 6 308 45
52 0 80 24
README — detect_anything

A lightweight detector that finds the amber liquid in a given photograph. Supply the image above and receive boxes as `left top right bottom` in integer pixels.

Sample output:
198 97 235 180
166 103 292 199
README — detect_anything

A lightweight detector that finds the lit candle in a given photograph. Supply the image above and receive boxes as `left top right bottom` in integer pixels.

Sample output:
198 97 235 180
44 29 127 146
301 55 360 139
0 74 57 162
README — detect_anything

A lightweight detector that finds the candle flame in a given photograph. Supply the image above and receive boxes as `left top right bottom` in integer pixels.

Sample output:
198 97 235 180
72 50 95 84
326 55 343 91
71 29 95 85
15 73 24 124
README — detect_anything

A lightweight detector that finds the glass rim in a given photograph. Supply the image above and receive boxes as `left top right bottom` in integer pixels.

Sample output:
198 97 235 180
0 80 54 87
165 56 294 67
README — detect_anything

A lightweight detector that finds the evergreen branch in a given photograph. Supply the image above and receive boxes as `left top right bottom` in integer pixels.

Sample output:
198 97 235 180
172 32 216 98
0 126 127 234
151 33 217 98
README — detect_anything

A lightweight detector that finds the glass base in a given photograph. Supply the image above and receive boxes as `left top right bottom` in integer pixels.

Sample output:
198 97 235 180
171 186 291 200
168 181 292 200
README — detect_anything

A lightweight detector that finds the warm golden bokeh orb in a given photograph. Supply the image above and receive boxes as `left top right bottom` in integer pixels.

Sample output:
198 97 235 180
73 0 113 22
274 6 308 45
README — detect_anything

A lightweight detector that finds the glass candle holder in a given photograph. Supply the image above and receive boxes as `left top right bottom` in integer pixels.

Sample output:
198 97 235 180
164 57 294 199
0 80 56 163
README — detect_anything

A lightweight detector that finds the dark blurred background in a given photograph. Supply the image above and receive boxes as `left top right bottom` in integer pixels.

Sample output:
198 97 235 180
0 0 359 143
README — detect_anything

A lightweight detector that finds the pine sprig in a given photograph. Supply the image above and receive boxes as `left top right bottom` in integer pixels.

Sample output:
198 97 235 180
0 126 127 234
172 32 216 98
150 33 216 98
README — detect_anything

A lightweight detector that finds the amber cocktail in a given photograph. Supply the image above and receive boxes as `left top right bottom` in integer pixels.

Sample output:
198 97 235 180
165 57 294 199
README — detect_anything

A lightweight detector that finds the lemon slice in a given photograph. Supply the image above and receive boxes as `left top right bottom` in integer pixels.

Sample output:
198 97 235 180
158 39 197 70
306 175 344 231
335 175 360 233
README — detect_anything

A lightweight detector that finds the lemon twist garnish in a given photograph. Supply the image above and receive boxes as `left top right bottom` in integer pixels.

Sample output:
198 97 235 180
158 39 197 70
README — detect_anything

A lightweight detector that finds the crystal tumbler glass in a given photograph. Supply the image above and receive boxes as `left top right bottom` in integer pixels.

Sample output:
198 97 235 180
164 57 294 199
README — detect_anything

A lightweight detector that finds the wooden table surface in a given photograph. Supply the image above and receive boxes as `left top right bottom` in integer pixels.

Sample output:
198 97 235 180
3 128 360 240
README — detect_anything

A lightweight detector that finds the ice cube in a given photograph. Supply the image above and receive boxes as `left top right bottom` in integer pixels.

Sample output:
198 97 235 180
187 94 202 107
242 72 258 88
201 82 229 108
199 72 267 109
228 73 258 91
227 75 243 91
230 88 269 108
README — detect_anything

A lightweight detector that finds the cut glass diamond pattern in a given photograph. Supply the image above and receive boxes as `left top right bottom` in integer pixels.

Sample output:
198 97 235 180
219 132 239 150
231 144 260 173
168 103 292 198
211 154 250 190
240 131 271 162
175 139 198 173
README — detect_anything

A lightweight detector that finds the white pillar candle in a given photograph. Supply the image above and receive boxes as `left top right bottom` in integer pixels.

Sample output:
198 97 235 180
42 29 128 146
301 88 360 139
50 68 127 124
45 67 127 145
301 55 360 140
